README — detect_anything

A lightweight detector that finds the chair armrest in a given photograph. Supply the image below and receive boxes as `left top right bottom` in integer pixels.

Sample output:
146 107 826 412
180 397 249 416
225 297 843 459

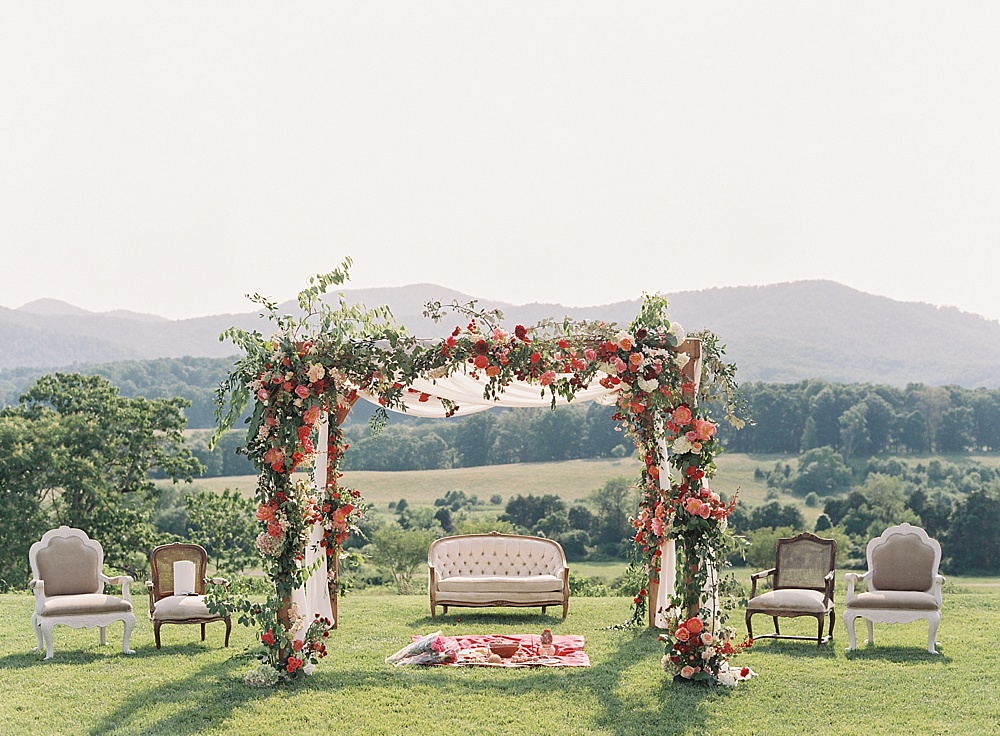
30 579 44 592
749 568 775 599
935 574 946 585
844 571 869 603
823 570 835 604
102 574 134 602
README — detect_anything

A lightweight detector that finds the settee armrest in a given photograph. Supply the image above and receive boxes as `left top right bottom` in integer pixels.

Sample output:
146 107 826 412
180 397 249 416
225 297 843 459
207 576 229 587
748 568 775 598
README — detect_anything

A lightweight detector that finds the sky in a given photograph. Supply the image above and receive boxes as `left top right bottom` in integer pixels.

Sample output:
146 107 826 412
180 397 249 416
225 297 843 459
2 2 999 322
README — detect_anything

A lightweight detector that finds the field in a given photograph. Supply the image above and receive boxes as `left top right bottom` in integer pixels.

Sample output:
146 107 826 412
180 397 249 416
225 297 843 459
2 581 998 736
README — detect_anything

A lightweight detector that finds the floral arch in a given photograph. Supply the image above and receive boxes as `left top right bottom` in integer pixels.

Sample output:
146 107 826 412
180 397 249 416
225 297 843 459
214 261 746 684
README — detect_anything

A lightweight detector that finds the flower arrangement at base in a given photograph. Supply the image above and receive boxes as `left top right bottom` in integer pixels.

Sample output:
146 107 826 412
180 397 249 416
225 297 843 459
659 610 754 686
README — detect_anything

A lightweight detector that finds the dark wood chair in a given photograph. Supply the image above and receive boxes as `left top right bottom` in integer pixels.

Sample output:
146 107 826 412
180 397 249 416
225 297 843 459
146 542 231 649
746 532 837 647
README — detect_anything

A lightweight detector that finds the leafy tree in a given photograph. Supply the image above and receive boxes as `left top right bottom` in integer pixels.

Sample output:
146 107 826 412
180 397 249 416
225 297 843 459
839 474 920 539
936 406 975 453
838 403 871 459
185 489 258 574
365 526 437 594
588 476 637 555
502 494 566 531
791 446 853 495
943 484 1000 574
0 373 202 580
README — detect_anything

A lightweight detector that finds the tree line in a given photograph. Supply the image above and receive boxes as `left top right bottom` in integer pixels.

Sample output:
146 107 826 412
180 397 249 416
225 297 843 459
717 380 1000 456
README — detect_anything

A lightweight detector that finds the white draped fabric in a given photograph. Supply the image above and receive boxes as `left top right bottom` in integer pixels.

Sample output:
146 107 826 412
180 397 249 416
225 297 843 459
291 416 334 632
361 370 620 418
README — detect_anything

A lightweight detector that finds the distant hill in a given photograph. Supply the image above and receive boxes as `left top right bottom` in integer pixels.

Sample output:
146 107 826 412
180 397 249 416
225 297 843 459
2 280 999 387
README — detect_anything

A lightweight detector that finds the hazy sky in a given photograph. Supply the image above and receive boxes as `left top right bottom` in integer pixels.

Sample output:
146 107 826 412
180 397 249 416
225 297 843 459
2 2 999 321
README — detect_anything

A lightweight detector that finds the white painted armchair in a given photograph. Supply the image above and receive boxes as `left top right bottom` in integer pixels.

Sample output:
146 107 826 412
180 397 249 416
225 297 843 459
29 526 137 659
844 523 945 654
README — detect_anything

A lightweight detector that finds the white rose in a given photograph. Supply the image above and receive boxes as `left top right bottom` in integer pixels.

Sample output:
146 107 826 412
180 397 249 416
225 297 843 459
637 377 659 393
672 437 693 454
673 353 691 369
669 321 686 343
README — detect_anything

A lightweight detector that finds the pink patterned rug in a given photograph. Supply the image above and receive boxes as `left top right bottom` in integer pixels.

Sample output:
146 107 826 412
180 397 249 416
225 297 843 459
415 633 590 667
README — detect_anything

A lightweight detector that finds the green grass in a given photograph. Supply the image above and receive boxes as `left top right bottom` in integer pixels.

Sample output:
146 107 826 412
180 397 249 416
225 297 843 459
3 584 999 735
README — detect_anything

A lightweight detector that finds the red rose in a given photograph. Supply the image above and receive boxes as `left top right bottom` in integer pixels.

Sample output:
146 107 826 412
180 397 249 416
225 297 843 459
530 352 541 364
261 629 275 645
474 355 490 369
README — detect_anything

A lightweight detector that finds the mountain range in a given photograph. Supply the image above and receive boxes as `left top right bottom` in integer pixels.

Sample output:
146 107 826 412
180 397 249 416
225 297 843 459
3 280 999 388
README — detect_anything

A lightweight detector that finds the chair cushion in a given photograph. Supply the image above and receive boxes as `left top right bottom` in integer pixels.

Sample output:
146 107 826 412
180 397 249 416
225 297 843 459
152 594 217 621
872 535 936 591
437 574 563 594
39 594 132 617
747 589 832 614
847 591 939 611
36 537 100 596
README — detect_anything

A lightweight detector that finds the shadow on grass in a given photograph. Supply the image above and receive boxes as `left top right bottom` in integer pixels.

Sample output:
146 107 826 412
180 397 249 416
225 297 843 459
844 646 952 664
746 639 839 659
391 617 724 736
84 653 264 736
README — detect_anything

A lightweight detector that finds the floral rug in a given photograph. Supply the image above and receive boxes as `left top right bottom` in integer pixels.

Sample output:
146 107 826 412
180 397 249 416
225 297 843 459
386 632 590 667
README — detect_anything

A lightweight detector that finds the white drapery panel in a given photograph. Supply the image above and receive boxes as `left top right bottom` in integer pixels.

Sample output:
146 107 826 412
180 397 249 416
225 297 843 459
358 370 620 418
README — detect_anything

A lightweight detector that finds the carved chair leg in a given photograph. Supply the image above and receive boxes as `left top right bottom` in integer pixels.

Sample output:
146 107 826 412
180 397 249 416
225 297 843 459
99 626 107 646
542 606 547 615
772 617 780 635
865 619 874 646
42 623 55 659
154 621 162 650
816 615 824 646
927 612 941 654
745 611 754 641
201 623 206 642
224 617 232 648
442 605 448 614
562 600 568 619
828 610 836 641
122 616 136 655
843 611 858 651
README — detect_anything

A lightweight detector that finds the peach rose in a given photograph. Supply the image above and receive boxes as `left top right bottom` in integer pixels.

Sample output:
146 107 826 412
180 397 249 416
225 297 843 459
680 665 695 679
685 617 704 634
675 626 691 642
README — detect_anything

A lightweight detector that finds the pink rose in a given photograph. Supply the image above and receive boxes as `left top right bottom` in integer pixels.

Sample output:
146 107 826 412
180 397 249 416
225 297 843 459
651 517 664 536
257 388 270 402
680 665 695 679
672 405 693 425
539 370 557 386
675 626 691 642
584 348 597 361
303 405 321 426
295 384 310 399
693 418 717 441
701 632 714 645
685 497 702 515
698 504 712 519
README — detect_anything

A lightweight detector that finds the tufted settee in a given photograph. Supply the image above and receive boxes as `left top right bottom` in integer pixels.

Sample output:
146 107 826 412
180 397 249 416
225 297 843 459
428 532 569 619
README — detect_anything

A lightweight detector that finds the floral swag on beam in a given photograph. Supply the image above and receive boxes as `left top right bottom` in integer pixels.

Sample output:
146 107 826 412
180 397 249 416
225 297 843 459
213 260 747 686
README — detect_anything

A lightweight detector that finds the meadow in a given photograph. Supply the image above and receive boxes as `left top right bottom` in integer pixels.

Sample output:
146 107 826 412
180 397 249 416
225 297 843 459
2 579 998 736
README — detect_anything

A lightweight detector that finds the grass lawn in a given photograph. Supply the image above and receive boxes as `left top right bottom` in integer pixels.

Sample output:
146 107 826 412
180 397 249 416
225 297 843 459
2 583 998 736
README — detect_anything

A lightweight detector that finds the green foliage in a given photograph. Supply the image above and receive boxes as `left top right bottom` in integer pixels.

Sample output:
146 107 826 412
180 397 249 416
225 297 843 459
0 373 202 582
365 525 437 594
944 482 1000 574
502 493 567 531
184 489 258 574
791 446 853 495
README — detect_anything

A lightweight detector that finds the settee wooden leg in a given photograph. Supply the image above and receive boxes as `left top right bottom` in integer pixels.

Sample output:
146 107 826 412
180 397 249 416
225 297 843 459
541 606 547 615
201 623 206 641
154 621 162 650
224 617 232 647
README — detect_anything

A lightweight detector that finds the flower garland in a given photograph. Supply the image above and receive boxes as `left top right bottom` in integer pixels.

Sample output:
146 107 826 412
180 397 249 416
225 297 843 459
215 263 746 685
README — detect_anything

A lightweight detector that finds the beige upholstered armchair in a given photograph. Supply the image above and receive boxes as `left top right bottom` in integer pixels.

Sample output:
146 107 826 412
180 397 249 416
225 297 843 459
146 542 231 648
29 526 136 659
844 523 944 653
746 532 837 646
